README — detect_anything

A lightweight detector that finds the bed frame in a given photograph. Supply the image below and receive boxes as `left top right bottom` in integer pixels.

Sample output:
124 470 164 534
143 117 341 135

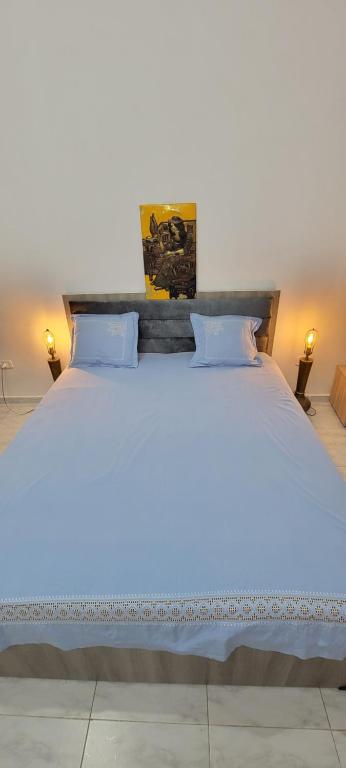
1 644 345 687
62 290 280 356
2 290 345 685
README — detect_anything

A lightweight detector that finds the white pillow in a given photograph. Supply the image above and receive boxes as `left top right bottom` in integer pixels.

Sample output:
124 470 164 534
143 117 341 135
190 313 262 367
70 312 139 368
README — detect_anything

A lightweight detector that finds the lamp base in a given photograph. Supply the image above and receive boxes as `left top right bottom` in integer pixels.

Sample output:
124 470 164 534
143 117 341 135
48 358 62 382
295 393 311 413
294 357 313 413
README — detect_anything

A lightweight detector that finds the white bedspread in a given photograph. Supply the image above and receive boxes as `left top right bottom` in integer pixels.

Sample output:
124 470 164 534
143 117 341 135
0 353 345 661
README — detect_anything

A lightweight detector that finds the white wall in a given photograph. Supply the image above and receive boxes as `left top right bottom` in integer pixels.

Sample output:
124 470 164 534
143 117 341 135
0 0 345 396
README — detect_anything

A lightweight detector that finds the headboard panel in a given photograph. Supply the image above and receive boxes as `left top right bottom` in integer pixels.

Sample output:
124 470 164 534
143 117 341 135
63 290 280 355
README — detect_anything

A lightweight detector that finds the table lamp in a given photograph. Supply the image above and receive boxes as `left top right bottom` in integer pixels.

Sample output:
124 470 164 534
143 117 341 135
294 328 318 412
44 328 62 381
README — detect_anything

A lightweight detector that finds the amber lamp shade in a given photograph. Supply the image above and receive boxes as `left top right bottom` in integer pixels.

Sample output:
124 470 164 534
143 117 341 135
304 328 318 360
44 329 56 360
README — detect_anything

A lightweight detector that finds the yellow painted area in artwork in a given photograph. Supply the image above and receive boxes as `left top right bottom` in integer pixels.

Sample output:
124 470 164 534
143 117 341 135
140 202 196 239
144 275 170 300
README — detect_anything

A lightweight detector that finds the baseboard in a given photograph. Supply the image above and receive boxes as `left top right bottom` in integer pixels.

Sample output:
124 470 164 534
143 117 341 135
309 394 330 402
1 396 43 404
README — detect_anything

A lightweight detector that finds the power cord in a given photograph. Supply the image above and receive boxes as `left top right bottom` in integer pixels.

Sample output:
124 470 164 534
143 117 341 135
1 367 35 415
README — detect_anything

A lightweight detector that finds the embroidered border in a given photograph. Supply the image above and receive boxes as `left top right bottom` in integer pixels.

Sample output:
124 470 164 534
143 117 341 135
1 594 346 624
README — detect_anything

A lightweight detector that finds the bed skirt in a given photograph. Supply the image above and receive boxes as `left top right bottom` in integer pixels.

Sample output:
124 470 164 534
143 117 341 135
0 644 345 686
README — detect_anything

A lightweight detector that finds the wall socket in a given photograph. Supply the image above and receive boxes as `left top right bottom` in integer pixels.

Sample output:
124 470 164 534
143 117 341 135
0 360 14 369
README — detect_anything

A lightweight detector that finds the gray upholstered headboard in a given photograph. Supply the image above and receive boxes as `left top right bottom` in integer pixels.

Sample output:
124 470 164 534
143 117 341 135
63 291 280 355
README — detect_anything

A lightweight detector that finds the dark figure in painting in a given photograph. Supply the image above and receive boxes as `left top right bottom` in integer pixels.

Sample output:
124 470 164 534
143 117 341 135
167 216 187 252
154 216 194 297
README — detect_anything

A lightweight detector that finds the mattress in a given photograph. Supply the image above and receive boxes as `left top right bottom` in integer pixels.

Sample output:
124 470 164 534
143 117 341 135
0 352 345 662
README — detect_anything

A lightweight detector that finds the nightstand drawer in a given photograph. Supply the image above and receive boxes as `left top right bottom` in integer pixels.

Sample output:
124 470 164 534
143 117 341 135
330 364 346 426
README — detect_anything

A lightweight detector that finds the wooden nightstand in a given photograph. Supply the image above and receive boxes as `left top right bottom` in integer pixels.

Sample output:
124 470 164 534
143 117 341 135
330 365 346 426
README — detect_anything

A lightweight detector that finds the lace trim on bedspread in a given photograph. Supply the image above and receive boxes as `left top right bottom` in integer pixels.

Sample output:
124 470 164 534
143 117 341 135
1 594 346 624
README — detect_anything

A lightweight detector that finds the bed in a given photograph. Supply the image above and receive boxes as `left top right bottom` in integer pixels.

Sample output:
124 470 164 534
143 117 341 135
1 290 346 685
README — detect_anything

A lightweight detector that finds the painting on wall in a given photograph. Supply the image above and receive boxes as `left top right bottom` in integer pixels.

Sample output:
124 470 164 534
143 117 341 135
140 202 196 300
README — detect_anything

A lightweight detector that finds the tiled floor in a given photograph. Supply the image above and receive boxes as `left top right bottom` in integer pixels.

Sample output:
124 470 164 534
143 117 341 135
0 400 345 766
0 402 35 454
0 680 346 766
308 402 346 479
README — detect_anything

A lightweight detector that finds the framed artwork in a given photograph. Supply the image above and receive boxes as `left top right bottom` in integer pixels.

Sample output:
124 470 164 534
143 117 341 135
140 202 196 300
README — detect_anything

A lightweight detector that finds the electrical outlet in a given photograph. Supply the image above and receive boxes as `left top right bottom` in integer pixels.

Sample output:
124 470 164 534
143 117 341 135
0 360 14 369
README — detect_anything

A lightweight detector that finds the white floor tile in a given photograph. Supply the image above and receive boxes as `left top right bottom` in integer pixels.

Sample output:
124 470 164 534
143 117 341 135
321 688 346 730
310 404 345 432
0 406 35 447
209 725 339 767
333 730 346 767
82 720 209 767
92 682 207 724
309 403 346 471
207 685 328 728
319 431 346 466
0 715 88 768
0 677 95 719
